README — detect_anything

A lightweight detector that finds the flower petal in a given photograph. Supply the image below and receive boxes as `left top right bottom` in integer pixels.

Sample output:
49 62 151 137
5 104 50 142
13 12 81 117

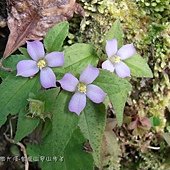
86 84 106 103
27 41 45 61
40 67 56 88
115 61 130 78
106 39 118 58
58 73 79 92
16 60 39 77
69 92 86 115
117 43 136 60
102 60 115 72
79 65 99 84
45 52 64 67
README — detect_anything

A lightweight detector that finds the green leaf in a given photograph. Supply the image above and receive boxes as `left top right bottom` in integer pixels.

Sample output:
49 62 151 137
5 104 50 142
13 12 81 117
27 91 79 169
3 54 28 70
63 128 94 170
27 92 95 169
14 89 60 142
27 128 94 170
44 21 69 52
104 20 124 48
32 88 60 115
94 70 132 126
150 116 161 127
0 55 29 79
79 100 106 168
0 75 40 126
26 144 41 158
124 54 153 78
41 119 52 139
54 43 99 75
14 109 40 142
18 47 30 58
47 91 79 155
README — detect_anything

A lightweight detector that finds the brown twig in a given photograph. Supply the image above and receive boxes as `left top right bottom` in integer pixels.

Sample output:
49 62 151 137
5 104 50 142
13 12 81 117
3 133 29 170
0 58 12 72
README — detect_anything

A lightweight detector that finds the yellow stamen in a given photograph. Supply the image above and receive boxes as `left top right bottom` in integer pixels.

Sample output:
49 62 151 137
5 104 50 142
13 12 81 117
37 59 46 69
110 56 121 64
77 82 86 93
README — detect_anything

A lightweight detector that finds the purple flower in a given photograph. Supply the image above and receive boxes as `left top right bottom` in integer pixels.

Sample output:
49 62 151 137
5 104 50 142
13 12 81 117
16 40 64 88
102 39 136 78
58 65 106 115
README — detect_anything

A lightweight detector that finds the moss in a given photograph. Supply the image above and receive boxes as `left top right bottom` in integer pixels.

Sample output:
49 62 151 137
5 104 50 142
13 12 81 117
135 0 170 22
137 152 163 170
71 0 170 168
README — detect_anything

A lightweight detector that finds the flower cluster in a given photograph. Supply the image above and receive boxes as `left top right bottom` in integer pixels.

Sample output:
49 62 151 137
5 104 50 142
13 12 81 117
16 38 136 115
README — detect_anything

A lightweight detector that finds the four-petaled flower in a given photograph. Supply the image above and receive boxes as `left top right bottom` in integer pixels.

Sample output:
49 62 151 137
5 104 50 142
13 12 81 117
16 40 64 88
58 65 106 115
102 38 136 78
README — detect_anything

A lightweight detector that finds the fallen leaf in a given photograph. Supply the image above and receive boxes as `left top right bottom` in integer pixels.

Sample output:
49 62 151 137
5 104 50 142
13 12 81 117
163 133 170 146
3 0 84 58
101 118 121 169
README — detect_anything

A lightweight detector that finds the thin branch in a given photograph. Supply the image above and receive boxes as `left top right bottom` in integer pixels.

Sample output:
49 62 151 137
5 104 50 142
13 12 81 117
0 58 12 72
147 146 160 150
9 115 18 138
9 118 13 138
4 133 29 170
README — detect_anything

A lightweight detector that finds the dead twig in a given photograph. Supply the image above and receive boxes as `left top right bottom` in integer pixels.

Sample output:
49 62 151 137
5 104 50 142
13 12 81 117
3 133 29 170
0 58 12 72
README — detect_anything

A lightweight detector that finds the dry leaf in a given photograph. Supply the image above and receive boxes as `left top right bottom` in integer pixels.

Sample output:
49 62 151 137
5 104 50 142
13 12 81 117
101 118 121 169
3 0 84 58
